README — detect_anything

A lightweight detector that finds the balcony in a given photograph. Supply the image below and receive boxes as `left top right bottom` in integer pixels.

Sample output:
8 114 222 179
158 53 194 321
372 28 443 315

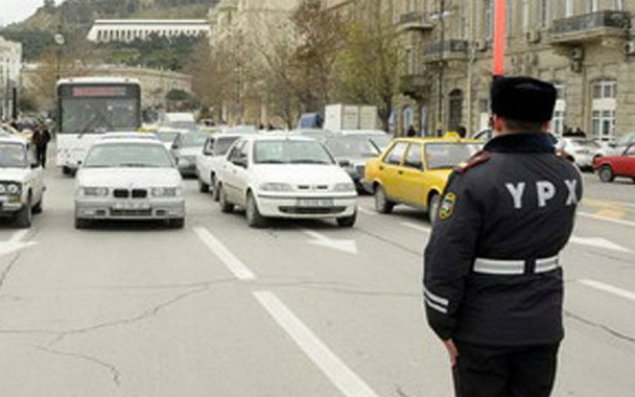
424 40 469 63
550 10 631 45
396 11 434 33
399 74 429 98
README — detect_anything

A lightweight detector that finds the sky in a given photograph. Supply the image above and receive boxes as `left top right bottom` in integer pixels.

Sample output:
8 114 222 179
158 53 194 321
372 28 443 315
1 0 66 27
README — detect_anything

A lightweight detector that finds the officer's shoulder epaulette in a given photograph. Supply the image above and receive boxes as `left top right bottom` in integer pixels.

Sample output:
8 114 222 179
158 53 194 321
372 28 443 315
453 150 491 174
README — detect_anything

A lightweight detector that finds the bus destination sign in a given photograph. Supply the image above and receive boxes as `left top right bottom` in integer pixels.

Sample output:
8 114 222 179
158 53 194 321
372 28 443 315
72 86 129 97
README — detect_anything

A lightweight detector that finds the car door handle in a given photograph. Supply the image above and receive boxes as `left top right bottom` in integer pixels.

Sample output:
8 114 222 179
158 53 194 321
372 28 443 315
379 165 385 171
398 170 404 175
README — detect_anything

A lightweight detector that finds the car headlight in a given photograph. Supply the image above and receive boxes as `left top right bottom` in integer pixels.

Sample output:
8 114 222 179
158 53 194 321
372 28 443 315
82 187 109 197
334 182 356 192
7 184 21 195
260 183 294 192
0 184 5 194
151 187 181 197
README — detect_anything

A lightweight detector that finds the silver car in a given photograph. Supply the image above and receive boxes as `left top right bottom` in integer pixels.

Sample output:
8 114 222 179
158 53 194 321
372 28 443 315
74 138 185 229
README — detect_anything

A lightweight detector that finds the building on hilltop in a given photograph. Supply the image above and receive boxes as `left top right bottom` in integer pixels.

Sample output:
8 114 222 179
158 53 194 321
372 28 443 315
0 36 22 120
87 19 212 43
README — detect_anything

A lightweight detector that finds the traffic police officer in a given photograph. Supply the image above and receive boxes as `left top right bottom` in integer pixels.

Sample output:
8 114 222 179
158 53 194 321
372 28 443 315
423 76 583 397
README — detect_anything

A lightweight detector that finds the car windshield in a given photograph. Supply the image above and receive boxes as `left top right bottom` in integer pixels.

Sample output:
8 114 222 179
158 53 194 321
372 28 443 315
254 140 334 165
215 137 240 155
324 137 379 158
571 139 601 148
0 143 27 168
84 143 174 168
425 143 482 170
369 135 391 151
156 131 180 143
167 121 197 130
180 133 208 148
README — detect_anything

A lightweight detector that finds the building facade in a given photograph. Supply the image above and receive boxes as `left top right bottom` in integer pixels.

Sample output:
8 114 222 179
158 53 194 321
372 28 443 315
87 20 212 43
389 0 635 140
0 35 22 120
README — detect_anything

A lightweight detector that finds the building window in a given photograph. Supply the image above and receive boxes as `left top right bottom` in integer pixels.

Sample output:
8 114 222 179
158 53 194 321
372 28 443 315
553 84 566 137
539 0 550 28
591 80 617 141
521 0 530 33
403 106 414 133
448 90 464 131
459 3 468 39
507 0 514 39
589 0 599 12
565 0 574 17
614 0 624 10
484 0 494 39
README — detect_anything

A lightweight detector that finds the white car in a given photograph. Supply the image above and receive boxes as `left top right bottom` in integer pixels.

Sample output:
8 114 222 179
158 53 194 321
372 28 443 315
0 137 45 228
171 132 209 177
216 135 358 228
98 132 159 141
74 138 185 229
338 129 393 152
196 133 244 198
557 137 603 170
155 128 184 150
159 112 197 131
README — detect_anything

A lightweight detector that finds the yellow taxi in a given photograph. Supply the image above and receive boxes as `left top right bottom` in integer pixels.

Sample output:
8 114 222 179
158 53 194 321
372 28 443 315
363 137 482 222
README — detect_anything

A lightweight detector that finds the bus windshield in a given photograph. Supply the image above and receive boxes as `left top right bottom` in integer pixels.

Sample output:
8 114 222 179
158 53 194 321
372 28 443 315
60 98 139 134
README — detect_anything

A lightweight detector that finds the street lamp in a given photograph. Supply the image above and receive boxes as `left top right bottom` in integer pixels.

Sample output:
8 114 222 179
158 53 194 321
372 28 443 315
54 32 65 81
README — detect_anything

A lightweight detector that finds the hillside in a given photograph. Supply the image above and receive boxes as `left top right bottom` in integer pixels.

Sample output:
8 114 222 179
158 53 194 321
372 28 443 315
1 0 218 60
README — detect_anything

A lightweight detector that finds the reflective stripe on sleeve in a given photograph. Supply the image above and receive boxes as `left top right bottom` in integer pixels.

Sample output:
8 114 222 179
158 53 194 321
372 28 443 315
424 288 449 307
425 297 448 314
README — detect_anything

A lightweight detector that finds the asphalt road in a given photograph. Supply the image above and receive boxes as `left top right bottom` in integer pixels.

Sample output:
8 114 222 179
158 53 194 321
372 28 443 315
0 167 633 397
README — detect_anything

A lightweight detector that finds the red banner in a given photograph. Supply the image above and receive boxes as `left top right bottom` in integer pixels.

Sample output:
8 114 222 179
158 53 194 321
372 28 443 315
493 0 506 76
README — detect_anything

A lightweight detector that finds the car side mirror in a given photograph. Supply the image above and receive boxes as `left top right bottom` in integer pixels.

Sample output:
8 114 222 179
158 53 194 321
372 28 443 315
233 156 248 168
171 143 179 150
338 159 351 167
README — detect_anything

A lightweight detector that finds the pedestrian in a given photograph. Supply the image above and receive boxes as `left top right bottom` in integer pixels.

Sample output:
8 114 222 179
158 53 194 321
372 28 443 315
457 126 467 138
31 124 51 168
406 125 416 137
423 76 583 397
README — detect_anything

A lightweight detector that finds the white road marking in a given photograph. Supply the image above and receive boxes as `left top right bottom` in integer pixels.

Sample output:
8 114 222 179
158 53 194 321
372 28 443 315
303 230 358 255
254 291 380 397
0 230 36 257
569 236 632 254
193 227 256 280
400 222 432 234
579 280 635 303
578 212 635 228
357 207 376 216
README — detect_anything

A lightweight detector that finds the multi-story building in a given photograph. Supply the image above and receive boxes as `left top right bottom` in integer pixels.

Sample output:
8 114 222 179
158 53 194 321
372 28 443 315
87 19 212 43
391 0 635 140
0 35 22 120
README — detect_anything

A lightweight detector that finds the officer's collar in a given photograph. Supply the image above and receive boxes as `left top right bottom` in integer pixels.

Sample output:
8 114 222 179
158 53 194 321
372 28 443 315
484 132 556 153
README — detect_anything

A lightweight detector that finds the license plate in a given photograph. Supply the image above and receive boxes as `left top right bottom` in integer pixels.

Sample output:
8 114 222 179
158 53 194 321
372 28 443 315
113 202 150 210
297 199 334 207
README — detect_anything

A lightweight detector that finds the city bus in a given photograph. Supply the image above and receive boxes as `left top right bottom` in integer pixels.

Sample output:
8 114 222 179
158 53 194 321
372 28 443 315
56 77 142 175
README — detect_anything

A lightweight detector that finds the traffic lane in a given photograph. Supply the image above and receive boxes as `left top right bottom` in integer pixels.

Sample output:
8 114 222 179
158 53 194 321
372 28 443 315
582 173 635 203
0 180 345 397
190 202 452 397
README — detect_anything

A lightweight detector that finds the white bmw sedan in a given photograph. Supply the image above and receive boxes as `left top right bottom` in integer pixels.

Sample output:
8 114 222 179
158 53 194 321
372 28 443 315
74 138 185 229
216 135 358 228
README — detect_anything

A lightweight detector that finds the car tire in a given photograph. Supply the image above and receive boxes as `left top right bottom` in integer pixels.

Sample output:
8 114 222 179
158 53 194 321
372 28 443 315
246 193 267 228
219 185 234 213
599 165 615 183
428 193 441 225
169 218 185 229
199 180 210 193
337 211 357 228
74 217 90 230
15 196 32 229
211 174 220 202
32 197 43 214
374 185 394 214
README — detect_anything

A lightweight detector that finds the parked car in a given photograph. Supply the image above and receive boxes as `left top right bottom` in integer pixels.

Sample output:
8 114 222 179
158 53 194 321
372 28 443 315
159 112 198 131
196 133 245 198
155 128 183 150
0 137 45 228
598 132 635 156
171 132 208 176
364 137 482 223
593 143 635 183
98 132 159 141
74 138 185 229
322 135 381 192
557 137 603 171
216 135 358 228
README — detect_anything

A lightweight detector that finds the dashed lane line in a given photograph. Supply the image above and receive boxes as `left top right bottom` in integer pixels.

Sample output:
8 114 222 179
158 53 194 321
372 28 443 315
193 227 256 281
579 280 635 303
578 212 635 228
254 291 380 397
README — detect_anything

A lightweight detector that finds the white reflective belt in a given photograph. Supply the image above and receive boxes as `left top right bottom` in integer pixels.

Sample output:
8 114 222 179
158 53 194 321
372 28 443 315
535 255 560 273
473 258 525 275
473 255 561 275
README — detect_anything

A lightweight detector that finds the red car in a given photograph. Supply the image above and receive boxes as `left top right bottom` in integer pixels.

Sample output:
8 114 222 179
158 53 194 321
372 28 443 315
594 143 635 183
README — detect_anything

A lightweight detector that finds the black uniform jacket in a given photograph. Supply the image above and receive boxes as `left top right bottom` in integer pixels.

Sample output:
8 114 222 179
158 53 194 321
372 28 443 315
424 133 583 346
